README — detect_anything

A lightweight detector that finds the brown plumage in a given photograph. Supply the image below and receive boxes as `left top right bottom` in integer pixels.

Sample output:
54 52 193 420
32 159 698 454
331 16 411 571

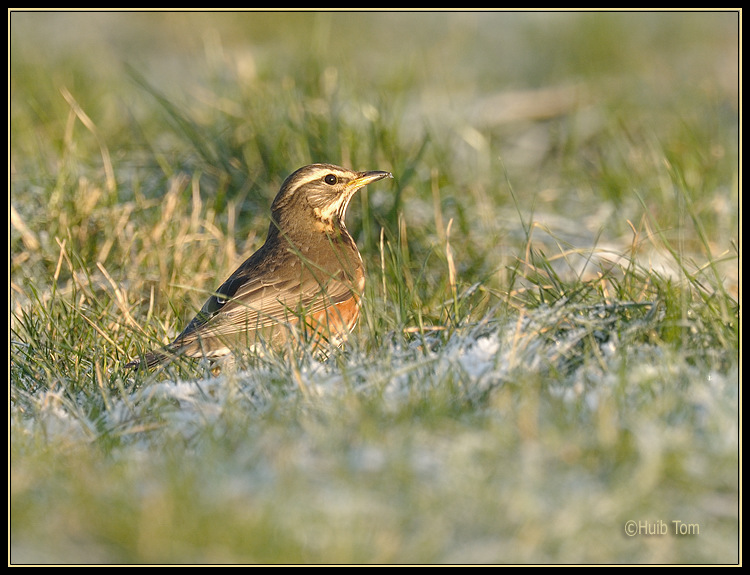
126 164 392 369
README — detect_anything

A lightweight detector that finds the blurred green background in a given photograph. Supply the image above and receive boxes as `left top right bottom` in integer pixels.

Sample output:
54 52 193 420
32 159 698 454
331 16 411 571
10 10 739 294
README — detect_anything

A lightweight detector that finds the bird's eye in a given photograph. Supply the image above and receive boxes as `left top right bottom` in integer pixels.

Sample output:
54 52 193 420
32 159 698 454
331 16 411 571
324 174 337 185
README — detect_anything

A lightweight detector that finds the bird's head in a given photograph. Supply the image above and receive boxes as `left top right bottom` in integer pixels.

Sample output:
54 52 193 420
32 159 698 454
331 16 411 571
269 164 392 236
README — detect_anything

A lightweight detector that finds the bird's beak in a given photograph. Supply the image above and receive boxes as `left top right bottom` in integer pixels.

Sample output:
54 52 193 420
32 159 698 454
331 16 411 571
349 170 393 190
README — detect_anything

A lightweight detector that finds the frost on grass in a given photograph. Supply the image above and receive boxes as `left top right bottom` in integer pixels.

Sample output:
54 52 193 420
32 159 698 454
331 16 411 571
11 299 738 447
10 299 739 563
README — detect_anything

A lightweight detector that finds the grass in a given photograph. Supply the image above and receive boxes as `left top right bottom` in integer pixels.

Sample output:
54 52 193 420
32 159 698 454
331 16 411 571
10 10 739 565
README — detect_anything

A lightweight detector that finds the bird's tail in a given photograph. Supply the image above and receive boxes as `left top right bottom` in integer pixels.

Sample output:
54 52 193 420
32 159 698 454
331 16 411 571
123 347 179 370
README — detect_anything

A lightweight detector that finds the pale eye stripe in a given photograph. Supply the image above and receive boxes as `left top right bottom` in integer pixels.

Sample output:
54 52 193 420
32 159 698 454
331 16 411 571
293 170 344 189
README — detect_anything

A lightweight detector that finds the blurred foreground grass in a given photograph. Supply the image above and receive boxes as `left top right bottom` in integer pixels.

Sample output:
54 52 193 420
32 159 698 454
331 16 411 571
10 11 739 564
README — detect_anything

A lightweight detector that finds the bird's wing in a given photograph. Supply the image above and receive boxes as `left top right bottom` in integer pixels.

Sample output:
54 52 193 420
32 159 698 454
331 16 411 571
173 259 356 346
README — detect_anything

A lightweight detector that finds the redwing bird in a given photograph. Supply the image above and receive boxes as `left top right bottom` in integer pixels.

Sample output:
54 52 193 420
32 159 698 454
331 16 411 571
126 163 392 369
